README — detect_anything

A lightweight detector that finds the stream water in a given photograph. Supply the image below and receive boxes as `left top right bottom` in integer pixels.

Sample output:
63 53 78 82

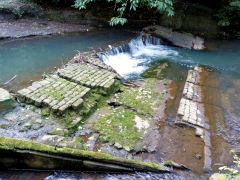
0 30 135 90
0 32 240 179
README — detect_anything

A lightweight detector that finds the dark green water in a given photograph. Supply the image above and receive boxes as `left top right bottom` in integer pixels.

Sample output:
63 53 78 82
0 30 135 89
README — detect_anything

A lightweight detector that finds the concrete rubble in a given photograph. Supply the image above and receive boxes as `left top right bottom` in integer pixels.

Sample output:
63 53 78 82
18 61 119 114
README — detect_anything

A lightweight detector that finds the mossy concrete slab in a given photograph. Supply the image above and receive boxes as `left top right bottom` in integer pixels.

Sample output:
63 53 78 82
0 136 170 172
17 76 90 113
57 63 117 90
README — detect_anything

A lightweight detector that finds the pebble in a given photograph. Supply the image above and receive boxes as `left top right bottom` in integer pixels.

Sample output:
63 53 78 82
196 154 202 160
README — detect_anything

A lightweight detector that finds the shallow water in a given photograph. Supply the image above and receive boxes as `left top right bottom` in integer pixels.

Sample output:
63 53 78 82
101 36 240 177
0 30 135 89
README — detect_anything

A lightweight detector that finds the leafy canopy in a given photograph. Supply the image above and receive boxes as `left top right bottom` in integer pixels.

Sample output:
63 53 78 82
216 0 240 27
73 0 174 25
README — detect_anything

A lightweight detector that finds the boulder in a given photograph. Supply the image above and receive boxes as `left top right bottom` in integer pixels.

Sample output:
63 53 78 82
0 88 15 111
144 26 205 50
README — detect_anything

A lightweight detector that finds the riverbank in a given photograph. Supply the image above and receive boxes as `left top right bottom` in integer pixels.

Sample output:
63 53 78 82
0 18 94 39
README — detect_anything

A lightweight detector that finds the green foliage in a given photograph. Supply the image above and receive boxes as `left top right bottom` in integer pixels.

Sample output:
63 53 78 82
15 7 24 18
73 0 174 25
19 0 38 9
109 17 127 26
216 0 240 27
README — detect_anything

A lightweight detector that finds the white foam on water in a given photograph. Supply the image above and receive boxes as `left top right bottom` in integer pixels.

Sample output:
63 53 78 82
103 53 146 77
102 36 179 78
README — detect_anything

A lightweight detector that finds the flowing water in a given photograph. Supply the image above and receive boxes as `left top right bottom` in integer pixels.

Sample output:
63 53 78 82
0 32 240 179
0 30 135 90
101 36 240 178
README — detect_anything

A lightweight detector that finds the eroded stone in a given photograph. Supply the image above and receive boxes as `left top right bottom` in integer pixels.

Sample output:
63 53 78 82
0 88 15 111
57 63 117 90
18 76 90 113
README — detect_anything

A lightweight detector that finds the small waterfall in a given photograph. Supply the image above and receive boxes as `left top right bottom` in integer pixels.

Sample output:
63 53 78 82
99 35 178 78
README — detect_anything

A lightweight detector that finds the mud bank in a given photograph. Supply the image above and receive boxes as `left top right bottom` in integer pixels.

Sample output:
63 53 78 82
0 19 94 39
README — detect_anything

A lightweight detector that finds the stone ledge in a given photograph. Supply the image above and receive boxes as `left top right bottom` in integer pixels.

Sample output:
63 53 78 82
57 63 117 90
18 76 90 113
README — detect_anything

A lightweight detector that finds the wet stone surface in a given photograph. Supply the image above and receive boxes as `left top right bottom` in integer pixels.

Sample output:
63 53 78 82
57 63 117 90
177 98 206 129
18 75 90 113
183 82 202 102
70 51 116 72
0 88 15 111
0 105 63 140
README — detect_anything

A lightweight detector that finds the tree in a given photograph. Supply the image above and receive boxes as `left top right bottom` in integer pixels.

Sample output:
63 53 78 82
73 0 174 25
216 0 240 27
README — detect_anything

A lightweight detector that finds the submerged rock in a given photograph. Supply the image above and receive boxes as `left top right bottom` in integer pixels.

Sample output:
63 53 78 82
0 88 15 111
144 26 205 50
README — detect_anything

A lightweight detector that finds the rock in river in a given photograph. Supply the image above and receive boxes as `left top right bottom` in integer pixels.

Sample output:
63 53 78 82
0 88 15 111
144 25 205 50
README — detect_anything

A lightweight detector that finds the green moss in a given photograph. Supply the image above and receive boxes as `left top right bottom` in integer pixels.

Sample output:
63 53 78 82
117 79 163 116
141 61 169 79
41 108 50 117
42 88 64 102
209 173 228 180
186 33 194 37
0 124 8 130
51 91 110 134
92 108 142 149
0 136 169 172
74 137 87 150
164 160 175 165
48 129 67 136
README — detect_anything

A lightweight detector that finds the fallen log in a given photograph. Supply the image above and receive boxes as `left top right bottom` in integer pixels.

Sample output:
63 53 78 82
0 136 171 173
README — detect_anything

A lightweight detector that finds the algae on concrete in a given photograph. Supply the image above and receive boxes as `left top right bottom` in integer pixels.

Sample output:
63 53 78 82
92 107 142 150
0 136 170 172
116 78 164 116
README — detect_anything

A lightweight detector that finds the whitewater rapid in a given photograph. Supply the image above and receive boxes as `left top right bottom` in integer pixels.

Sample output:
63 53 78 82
100 36 179 78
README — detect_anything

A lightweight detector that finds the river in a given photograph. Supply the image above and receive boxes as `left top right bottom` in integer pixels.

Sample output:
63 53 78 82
0 30 240 179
